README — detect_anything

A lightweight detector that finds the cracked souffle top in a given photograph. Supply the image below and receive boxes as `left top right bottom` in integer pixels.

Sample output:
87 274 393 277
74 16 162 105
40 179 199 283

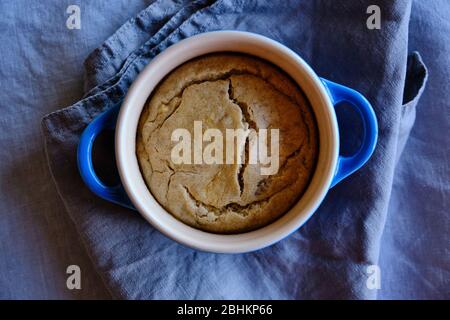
136 53 318 233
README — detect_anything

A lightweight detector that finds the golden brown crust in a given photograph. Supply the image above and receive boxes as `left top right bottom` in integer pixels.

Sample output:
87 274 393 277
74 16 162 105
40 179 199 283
136 53 318 233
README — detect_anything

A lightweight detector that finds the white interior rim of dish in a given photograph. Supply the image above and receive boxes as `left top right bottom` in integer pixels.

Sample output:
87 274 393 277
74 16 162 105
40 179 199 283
115 31 339 253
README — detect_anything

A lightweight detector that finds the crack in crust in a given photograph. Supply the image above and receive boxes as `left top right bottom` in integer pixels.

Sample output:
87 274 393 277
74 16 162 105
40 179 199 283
255 143 305 196
183 179 296 219
227 79 256 196
144 69 311 136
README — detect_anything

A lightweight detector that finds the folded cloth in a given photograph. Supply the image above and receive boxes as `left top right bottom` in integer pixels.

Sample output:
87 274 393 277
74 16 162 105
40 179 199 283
42 0 428 299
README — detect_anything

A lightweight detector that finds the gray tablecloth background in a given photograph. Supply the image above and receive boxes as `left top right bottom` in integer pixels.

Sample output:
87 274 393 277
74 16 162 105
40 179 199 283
1 0 447 299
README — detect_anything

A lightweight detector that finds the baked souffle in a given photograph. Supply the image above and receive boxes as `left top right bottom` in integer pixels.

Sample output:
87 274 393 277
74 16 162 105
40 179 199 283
136 53 318 233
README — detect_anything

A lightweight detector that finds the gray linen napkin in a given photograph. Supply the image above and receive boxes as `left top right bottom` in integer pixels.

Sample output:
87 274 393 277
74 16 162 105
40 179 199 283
42 0 428 299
